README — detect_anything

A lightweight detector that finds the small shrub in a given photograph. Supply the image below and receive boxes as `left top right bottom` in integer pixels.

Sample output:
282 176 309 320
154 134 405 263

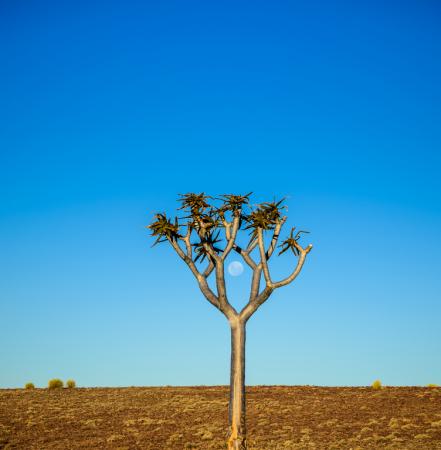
66 379 76 388
427 383 439 388
372 379 382 390
48 378 64 389
25 382 35 389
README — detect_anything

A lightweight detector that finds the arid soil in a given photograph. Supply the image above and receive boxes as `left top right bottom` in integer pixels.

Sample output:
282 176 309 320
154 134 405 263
1 386 441 449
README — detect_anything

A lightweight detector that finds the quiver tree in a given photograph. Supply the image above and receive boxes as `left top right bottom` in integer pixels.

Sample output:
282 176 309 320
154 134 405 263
147 193 312 450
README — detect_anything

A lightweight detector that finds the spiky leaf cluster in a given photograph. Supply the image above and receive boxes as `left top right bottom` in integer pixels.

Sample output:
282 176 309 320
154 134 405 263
178 193 211 216
148 194 309 259
177 193 221 236
192 212 220 237
147 213 181 246
218 192 252 216
244 198 286 243
278 228 309 256
192 231 223 263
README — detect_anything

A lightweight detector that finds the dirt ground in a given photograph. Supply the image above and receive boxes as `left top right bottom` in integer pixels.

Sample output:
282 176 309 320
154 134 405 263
1 386 441 449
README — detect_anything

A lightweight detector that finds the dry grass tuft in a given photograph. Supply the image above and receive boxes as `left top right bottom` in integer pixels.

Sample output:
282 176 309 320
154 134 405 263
371 379 382 390
66 379 76 388
48 378 63 389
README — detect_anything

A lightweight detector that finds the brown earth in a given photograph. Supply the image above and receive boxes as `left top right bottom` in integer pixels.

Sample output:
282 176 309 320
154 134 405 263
1 386 441 449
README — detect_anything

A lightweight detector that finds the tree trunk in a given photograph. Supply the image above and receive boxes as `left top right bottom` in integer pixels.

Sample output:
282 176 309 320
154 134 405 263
227 319 247 449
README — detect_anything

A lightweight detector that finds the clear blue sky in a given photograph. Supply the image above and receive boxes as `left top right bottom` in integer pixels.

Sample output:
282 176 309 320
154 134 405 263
1 0 440 388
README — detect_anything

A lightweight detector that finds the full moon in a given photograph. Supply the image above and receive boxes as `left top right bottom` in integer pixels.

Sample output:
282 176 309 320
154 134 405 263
228 261 244 276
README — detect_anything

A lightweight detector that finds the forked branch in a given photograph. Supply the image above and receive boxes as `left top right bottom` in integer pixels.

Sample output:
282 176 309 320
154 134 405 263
239 223 312 321
148 193 312 322
167 238 220 310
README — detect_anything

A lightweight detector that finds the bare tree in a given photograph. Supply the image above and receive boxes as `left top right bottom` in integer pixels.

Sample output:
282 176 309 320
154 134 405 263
147 193 312 450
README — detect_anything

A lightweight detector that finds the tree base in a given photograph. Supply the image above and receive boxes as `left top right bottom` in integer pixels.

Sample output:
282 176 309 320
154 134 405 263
227 438 247 450
227 430 247 449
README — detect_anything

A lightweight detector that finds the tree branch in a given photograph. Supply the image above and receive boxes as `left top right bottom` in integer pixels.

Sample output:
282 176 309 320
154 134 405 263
179 222 215 278
247 237 259 253
203 260 215 278
271 242 313 289
181 222 193 259
239 285 274 322
186 220 237 319
221 213 240 261
266 217 287 259
239 227 313 321
257 228 273 287
222 218 231 240
213 261 237 319
232 244 257 270
168 237 220 311
248 263 262 301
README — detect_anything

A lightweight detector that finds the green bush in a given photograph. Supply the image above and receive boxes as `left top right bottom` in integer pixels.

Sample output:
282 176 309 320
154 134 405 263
372 379 382 390
427 383 439 388
25 382 35 389
66 379 76 388
48 378 64 389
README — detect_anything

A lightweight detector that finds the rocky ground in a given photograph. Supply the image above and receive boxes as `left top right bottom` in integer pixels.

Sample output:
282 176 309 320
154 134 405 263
1 385 441 449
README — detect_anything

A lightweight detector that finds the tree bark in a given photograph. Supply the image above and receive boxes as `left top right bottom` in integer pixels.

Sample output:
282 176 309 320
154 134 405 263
228 319 247 450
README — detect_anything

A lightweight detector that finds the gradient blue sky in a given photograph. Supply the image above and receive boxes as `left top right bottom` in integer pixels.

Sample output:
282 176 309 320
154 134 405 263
1 0 440 388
